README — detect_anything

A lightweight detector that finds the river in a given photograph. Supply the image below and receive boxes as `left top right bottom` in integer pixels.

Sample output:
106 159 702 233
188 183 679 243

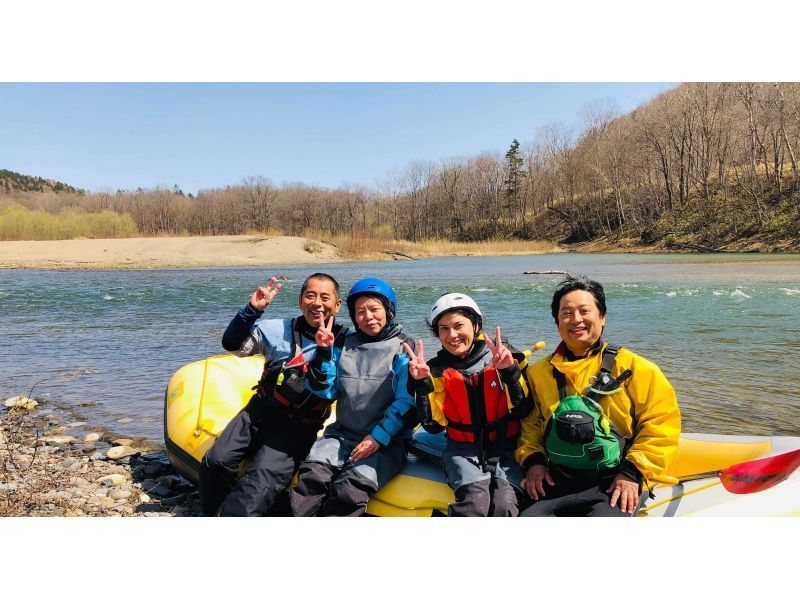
1 252 799 441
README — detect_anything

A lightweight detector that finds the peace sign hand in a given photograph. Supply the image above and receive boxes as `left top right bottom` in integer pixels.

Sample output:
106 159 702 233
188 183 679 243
250 277 282 310
484 326 514 370
316 316 336 349
402 340 431 381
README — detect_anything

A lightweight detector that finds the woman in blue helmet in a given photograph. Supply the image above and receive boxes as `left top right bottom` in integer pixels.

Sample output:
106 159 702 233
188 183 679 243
289 278 417 516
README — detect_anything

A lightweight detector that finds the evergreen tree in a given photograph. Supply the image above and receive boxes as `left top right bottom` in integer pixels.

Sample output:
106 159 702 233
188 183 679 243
503 138 525 224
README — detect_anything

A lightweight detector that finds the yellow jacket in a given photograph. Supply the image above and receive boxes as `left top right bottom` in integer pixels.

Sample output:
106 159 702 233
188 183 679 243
515 342 681 486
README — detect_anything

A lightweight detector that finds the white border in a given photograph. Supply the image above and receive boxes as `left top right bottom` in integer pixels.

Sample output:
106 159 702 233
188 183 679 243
2 1 799 81
1 516 797 597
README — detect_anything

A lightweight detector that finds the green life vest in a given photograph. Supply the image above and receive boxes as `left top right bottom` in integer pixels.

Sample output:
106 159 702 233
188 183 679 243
544 345 628 472
544 394 621 471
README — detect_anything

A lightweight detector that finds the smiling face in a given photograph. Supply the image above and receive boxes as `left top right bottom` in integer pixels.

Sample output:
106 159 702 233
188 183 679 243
436 311 476 358
353 295 387 336
556 290 606 355
298 277 341 328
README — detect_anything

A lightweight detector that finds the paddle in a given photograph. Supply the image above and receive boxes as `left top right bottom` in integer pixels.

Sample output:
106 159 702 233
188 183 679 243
718 448 800 494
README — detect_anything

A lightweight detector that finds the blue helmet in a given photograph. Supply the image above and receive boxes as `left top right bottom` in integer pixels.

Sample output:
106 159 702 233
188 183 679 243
346 278 397 323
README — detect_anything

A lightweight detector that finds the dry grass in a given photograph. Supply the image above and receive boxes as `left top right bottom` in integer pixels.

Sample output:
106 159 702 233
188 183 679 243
0 204 138 241
417 238 561 257
310 231 561 261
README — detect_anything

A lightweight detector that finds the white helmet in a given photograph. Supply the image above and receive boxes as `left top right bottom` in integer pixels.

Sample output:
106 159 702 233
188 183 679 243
428 293 483 327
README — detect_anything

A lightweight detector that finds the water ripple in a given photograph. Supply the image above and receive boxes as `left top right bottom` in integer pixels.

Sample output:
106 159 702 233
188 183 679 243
2 255 799 441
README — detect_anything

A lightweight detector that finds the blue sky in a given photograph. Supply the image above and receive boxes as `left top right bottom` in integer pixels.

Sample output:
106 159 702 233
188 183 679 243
0 83 675 195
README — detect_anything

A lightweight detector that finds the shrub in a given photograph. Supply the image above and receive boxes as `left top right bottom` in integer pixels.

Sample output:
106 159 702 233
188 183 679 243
0 204 138 240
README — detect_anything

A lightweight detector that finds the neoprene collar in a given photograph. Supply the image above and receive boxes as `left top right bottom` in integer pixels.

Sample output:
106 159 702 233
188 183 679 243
354 321 402 343
559 337 605 362
296 316 345 341
433 338 490 370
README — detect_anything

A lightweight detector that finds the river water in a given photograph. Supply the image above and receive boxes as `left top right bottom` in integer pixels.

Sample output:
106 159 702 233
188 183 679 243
2 253 799 442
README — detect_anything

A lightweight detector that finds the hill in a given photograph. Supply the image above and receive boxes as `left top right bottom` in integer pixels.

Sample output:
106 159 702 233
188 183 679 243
1 83 798 252
0 168 83 195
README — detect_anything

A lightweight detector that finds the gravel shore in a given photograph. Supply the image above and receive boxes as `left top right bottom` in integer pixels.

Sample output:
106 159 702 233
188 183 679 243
1 398 203 517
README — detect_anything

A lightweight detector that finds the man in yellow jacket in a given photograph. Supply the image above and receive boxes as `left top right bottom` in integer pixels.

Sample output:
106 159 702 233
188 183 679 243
517 276 680 516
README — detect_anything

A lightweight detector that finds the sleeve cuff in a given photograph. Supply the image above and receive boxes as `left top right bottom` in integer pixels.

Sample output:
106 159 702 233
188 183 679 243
421 421 446 434
619 459 644 484
523 452 548 470
408 375 434 396
371 426 391 447
244 302 264 317
313 345 332 364
498 364 521 385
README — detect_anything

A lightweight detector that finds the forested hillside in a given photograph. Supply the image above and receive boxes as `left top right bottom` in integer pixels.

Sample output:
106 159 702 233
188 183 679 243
0 169 83 195
2 83 798 250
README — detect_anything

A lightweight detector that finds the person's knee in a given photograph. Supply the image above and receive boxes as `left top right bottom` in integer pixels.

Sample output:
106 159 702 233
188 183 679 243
250 448 295 485
450 479 492 517
202 443 237 475
294 461 335 494
290 461 336 517
589 497 641 517
323 470 377 516
519 501 547 517
489 480 520 517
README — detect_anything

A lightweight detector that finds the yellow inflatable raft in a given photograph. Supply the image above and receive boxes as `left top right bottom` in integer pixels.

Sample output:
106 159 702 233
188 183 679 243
165 354 800 516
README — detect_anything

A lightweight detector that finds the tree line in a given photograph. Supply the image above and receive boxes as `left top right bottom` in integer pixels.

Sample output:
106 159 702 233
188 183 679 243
2 83 798 247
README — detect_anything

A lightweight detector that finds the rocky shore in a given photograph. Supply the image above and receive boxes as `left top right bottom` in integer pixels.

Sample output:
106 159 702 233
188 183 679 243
1 397 203 517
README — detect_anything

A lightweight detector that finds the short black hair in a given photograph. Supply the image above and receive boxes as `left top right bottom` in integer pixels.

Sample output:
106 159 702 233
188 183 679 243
300 273 340 298
428 308 482 337
550 276 607 323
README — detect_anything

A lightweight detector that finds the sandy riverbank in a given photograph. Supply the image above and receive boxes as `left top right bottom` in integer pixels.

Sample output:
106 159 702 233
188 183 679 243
8 232 780 271
0 234 564 270
0 235 343 270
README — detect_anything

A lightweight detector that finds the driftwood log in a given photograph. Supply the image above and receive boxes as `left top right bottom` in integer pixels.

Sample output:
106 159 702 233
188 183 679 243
667 243 727 253
523 270 572 276
384 251 416 260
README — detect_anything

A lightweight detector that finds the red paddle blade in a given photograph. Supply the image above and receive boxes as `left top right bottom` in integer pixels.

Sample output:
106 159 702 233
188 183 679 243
719 448 800 494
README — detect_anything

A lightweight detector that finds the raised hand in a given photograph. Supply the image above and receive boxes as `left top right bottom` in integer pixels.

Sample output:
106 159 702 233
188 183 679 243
484 326 514 369
250 277 282 310
402 340 431 380
316 316 336 348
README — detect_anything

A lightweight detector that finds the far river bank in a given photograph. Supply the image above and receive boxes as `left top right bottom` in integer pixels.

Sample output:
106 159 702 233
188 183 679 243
1 234 796 270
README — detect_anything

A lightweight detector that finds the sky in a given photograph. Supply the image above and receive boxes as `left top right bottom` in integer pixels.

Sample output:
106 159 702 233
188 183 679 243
0 83 675 195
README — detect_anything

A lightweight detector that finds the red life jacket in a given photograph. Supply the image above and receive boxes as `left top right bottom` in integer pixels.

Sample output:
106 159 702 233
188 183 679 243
440 366 520 443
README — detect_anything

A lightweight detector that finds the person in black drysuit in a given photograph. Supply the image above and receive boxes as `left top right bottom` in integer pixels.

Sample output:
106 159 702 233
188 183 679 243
198 273 346 516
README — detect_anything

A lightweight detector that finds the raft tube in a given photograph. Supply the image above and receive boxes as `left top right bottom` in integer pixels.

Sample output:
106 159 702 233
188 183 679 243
164 355 800 516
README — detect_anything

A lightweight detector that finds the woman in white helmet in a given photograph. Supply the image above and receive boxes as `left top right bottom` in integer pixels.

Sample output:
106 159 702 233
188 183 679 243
404 293 539 516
